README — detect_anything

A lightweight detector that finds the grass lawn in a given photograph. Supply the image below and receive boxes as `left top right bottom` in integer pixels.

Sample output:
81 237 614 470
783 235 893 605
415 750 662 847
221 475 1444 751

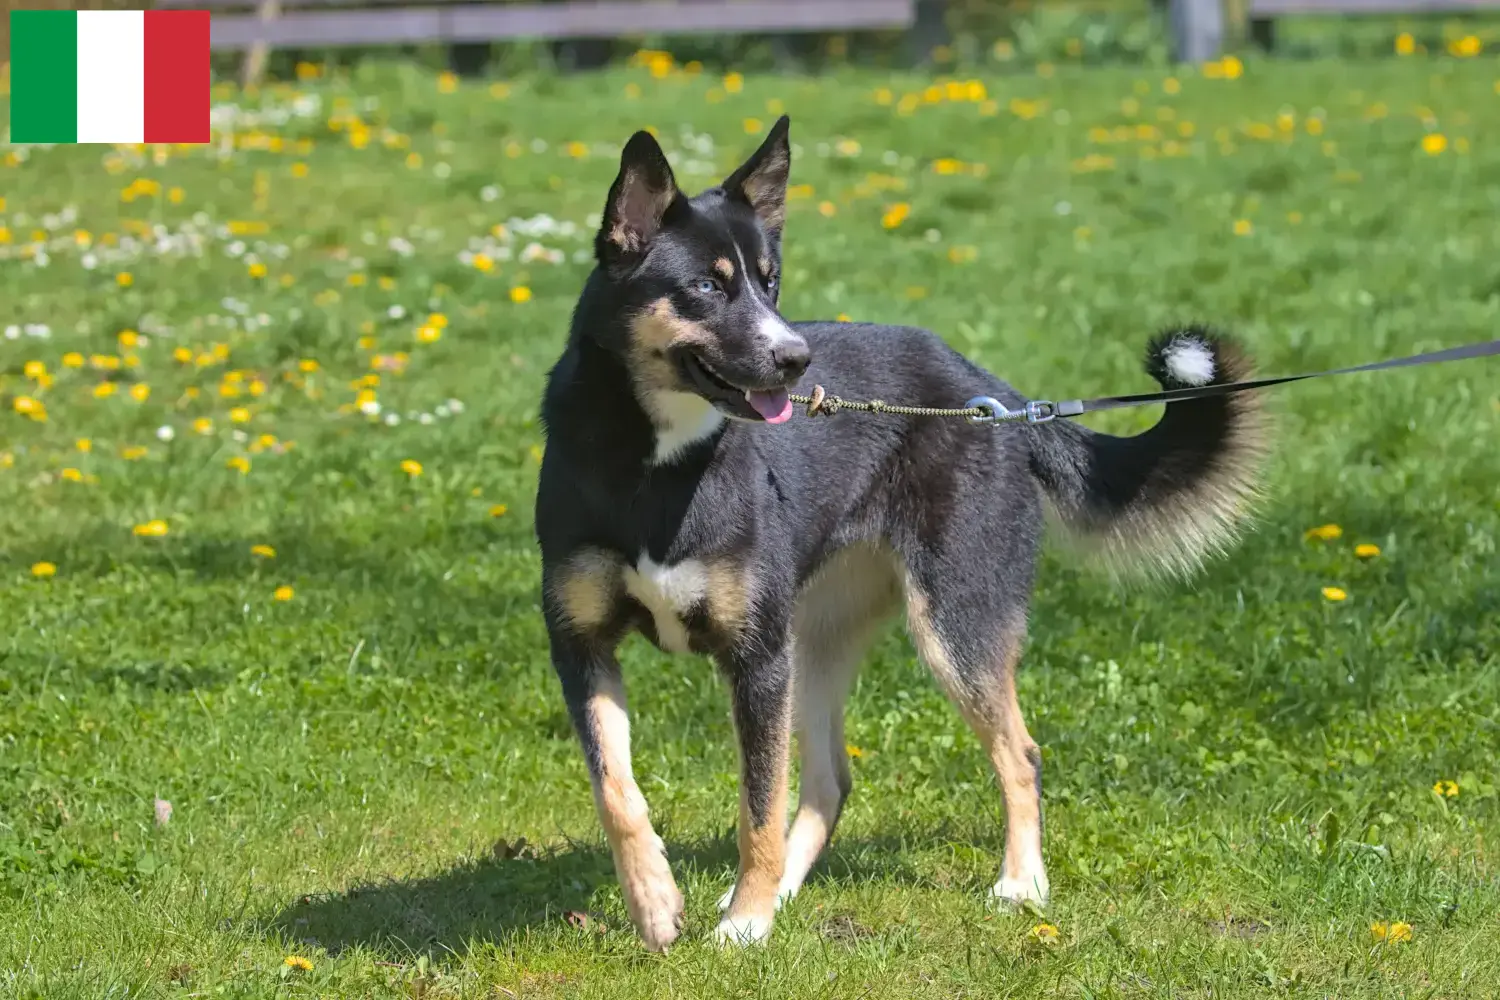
2 51 1499 999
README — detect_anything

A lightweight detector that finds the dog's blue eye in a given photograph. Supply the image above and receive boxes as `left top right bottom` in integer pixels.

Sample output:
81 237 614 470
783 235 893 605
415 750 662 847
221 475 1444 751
696 279 718 295
765 275 778 290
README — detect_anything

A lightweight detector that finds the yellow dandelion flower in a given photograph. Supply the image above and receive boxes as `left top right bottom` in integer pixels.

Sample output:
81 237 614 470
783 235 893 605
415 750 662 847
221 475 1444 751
248 262 267 279
1030 923 1060 943
172 347 193 364
94 382 118 399
1305 523 1343 541
489 504 508 517
1450 35 1481 58
1371 921 1412 943
291 162 309 178
818 200 837 218
400 459 424 477
1422 134 1447 155
1433 780 1459 798
416 325 442 344
23 360 46 379
61 468 84 482
63 351 85 368
1354 543 1381 558
881 202 911 229
251 544 277 558
1322 586 1347 602
846 744 864 758
169 186 184 204
13 396 47 421
31 561 57 578
229 408 251 424
1394 32 1415 55
347 273 367 287
76 439 92 453
836 313 852 322
510 286 532 304
193 418 214 435
226 456 250 474
437 71 458 93
473 253 494 273
118 330 139 348
133 519 169 538
122 446 148 460
274 586 295 602
298 359 320 373
1233 219 1253 236
130 384 150 402
116 272 134 287
283 955 313 971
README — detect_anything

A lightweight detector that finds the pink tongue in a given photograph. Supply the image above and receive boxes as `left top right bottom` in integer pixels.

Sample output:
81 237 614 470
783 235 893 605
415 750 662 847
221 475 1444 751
745 388 793 424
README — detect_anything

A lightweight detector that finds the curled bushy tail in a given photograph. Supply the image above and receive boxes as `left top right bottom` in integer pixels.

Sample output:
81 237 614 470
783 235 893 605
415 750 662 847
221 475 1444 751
1027 326 1269 578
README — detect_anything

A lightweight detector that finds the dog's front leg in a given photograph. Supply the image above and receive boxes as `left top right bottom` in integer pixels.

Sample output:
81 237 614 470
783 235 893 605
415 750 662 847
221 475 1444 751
715 638 793 946
550 630 683 951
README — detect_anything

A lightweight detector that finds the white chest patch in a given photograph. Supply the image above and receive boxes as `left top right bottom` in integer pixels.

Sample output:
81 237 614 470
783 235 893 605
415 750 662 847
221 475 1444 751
648 390 725 465
623 554 708 654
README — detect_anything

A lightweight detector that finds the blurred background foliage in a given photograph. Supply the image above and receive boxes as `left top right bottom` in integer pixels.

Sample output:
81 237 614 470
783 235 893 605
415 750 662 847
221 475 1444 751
3 1 1500 83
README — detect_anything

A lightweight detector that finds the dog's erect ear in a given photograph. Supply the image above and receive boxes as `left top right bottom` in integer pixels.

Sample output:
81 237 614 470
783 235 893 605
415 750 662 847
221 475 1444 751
721 114 791 236
596 129 680 271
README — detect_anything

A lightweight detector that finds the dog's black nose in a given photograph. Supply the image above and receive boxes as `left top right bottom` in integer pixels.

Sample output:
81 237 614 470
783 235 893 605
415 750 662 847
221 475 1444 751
772 339 811 380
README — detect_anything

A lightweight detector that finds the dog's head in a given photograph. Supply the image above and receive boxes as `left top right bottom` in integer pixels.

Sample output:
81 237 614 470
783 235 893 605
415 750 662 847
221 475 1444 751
593 115 807 424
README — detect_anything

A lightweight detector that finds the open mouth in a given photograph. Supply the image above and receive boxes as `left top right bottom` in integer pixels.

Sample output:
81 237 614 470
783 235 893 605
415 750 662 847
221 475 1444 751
676 352 794 424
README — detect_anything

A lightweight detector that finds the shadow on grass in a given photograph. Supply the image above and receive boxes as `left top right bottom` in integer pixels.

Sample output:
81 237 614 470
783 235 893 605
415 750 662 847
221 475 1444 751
262 834 924 960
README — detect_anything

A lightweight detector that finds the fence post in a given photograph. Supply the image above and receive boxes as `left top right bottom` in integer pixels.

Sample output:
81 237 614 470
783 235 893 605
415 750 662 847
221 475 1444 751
1168 0 1224 63
905 0 949 65
241 0 280 88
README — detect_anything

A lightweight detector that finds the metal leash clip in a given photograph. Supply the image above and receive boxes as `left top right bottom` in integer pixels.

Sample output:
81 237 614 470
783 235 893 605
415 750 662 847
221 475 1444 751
965 396 1058 426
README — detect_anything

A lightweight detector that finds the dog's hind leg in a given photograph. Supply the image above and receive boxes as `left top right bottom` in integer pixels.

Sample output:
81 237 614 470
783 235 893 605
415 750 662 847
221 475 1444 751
902 566 1049 908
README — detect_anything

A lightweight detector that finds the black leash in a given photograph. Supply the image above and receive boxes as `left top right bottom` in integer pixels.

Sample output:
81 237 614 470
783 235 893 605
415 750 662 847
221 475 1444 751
967 338 1500 425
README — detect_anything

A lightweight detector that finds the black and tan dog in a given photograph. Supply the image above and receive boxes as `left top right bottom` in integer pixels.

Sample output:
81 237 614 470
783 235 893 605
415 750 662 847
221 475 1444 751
535 116 1265 949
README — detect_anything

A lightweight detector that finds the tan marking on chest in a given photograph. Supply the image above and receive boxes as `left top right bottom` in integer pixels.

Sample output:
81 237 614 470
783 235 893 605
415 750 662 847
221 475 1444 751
551 548 624 633
703 562 753 640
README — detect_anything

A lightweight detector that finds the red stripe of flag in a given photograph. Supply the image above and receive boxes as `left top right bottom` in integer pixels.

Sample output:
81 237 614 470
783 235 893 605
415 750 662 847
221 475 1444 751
143 10 210 143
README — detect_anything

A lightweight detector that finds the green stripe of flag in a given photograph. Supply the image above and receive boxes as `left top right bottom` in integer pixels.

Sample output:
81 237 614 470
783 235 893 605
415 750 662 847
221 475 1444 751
10 11 79 144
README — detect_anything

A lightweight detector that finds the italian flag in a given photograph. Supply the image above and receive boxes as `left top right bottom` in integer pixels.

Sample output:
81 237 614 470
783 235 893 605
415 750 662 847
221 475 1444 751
10 10 210 144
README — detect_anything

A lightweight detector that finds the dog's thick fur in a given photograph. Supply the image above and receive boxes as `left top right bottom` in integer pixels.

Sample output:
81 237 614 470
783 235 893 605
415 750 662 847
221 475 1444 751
535 116 1267 950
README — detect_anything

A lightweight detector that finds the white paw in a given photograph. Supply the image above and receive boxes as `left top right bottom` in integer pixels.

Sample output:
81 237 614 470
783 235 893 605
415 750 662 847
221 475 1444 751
990 871 1050 909
713 911 773 947
622 846 683 952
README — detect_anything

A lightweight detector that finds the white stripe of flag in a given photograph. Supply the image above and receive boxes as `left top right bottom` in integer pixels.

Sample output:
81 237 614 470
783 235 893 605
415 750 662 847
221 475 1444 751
76 10 146 144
